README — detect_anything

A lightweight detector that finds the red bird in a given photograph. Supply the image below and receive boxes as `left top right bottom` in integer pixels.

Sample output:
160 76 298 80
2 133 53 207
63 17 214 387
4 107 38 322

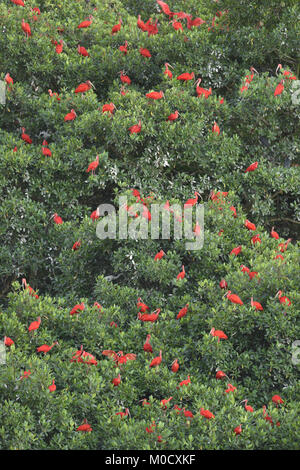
78 45 89 57
74 80 93 94
120 71 131 85
245 219 256 231
171 359 179 373
225 291 243 306
112 18 122 35
42 140 52 157
251 297 263 311
149 350 162 368
21 19 31 37
167 110 179 121
177 303 189 320
157 0 172 16
146 91 164 100
212 122 220 135
138 309 160 323
21 127 32 144
242 399 254 412
164 63 173 79
137 15 147 31
216 370 227 379
143 334 153 353
177 265 185 280
184 191 200 207
225 383 237 393
64 109 77 121
70 303 85 316
116 408 129 419
177 72 195 81
270 227 279 239
276 291 291 306
234 425 242 436
274 80 284 96
72 240 81 251
55 39 63 54
112 373 121 387
140 48 151 58
137 297 149 312
119 41 128 55
4 336 14 347
28 316 41 332
230 245 242 256
77 16 93 29
195 78 212 98
172 20 183 31
5 73 13 91
77 419 92 432
245 161 258 173
200 408 215 419
154 249 165 261
272 395 284 406
53 213 63 224
178 376 191 387
37 342 58 354
11 0 25 5
102 350 136 367
161 397 173 409
86 155 99 174
129 120 141 134
219 279 228 289
48 380 56 393
210 327 228 343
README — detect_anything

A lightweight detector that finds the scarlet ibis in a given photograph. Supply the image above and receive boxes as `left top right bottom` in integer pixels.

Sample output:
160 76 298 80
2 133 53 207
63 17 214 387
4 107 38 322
234 425 242 436
138 309 160 322
225 383 236 393
140 48 151 58
177 303 189 320
200 408 215 419
230 245 242 256
146 90 164 100
178 376 191 387
143 334 153 353
72 240 81 251
241 399 254 412
271 227 279 239
274 80 284 96
28 317 41 332
154 249 165 260
157 0 172 16
245 161 258 172
251 297 263 311
48 89 60 101
112 18 122 35
77 16 93 29
53 213 63 224
11 0 25 5
177 72 195 81
219 279 228 289
171 20 183 31
251 234 261 244
149 350 162 368
21 19 31 37
183 409 194 419
102 350 136 366
4 336 14 347
184 191 200 207
276 291 291 306
90 209 100 221
48 380 56 392
230 206 237 217
129 120 141 134
171 359 179 373
21 127 32 144
55 39 63 54
20 370 31 380
77 45 89 57
187 16 205 28
212 121 220 135
195 78 212 98
216 370 227 379
22 278 39 298
64 109 77 121
262 406 274 425
86 155 99 174
119 41 128 55
161 397 173 409
42 140 51 157
224 291 243 306
112 374 121 386
137 15 147 31
77 419 92 432
164 63 173 79
137 297 149 312
5 73 13 90
245 219 256 230
167 110 179 121
36 342 58 354
177 265 185 280
74 80 94 94
70 303 85 316
115 408 129 419
210 327 228 342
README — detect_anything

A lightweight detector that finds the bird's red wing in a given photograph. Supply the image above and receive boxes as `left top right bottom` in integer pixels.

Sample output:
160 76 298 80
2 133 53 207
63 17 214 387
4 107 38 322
125 353 136 361
102 350 117 359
